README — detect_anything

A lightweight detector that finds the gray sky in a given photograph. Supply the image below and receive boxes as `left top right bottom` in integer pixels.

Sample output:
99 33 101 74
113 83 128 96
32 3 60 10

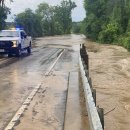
6 0 86 22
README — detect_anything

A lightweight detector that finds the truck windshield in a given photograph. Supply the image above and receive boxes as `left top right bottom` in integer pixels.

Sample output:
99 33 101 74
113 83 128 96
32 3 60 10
0 31 19 37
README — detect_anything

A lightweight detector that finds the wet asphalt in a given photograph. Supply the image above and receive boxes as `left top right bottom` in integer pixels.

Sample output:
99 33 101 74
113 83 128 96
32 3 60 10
0 35 84 130
0 47 64 129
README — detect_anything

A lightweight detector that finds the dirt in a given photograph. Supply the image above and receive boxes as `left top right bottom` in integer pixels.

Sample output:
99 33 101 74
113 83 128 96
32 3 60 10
85 39 130 130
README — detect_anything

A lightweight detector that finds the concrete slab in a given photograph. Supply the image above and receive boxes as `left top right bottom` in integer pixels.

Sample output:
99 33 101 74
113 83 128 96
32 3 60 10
64 72 82 130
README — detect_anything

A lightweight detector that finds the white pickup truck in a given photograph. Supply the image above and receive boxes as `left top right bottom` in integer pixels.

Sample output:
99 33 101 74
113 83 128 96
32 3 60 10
0 29 32 57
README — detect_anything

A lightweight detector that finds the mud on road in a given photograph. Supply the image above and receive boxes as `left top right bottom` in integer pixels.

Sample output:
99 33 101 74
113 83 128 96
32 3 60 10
85 40 130 130
0 34 89 130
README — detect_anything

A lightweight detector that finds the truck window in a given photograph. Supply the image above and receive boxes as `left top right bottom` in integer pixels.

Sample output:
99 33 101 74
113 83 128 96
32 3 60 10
21 31 27 39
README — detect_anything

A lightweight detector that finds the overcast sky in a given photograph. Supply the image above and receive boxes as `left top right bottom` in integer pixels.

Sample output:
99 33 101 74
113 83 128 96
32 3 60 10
6 0 86 22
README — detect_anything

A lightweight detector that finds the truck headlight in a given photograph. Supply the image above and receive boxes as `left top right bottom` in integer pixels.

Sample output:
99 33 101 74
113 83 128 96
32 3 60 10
12 41 17 47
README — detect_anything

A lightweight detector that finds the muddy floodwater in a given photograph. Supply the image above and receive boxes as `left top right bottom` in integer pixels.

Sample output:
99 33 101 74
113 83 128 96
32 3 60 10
85 40 130 130
0 34 130 130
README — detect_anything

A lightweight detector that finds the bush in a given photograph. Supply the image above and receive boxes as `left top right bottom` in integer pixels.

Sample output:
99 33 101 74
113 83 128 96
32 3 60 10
98 22 120 43
83 14 103 41
118 33 130 51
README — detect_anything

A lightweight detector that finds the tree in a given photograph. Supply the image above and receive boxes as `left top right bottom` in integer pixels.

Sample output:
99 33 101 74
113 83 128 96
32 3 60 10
0 0 11 30
15 0 76 37
15 9 42 37
0 0 4 7
72 22 82 34
54 0 76 34
83 0 130 51
36 0 76 36
84 0 109 40
36 3 56 36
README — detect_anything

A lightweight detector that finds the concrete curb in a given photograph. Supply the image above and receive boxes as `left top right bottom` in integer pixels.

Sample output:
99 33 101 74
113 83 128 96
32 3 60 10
79 55 103 130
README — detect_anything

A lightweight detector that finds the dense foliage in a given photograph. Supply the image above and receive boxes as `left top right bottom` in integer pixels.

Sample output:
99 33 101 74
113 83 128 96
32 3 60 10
83 0 130 51
15 0 76 37
15 9 42 37
72 22 82 34
0 0 11 30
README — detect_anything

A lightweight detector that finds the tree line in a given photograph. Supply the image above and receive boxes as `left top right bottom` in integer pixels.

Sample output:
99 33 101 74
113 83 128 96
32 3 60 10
2 0 130 51
83 0 130 51
0 0 76 37
15 0 76 37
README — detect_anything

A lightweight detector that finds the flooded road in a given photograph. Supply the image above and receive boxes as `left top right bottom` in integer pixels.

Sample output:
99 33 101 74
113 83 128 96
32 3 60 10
0 35 88 130
0 47 63 129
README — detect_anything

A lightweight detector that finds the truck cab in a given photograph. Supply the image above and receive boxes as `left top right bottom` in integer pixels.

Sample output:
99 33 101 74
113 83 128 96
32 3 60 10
0 29 32 57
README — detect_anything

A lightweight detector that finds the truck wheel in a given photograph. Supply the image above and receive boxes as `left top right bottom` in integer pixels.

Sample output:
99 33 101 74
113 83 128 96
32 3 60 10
16 48 21 57
8 53 12 57
27 46 31 54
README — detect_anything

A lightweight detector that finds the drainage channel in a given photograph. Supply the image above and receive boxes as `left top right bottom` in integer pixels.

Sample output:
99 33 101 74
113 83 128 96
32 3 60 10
5 49 65 130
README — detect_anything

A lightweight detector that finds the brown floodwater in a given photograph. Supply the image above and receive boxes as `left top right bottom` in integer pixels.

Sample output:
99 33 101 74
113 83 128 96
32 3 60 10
85 40 130 130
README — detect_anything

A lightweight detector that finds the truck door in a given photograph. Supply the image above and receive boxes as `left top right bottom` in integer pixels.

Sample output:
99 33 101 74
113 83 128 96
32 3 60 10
20 31 28 48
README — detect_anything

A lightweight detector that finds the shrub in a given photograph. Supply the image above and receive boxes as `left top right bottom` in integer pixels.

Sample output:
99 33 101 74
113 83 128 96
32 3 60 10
98 22 120 43
117 31 130 51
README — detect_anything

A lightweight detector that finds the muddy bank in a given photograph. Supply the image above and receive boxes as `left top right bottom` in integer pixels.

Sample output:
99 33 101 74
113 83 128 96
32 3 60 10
85 40 130 130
